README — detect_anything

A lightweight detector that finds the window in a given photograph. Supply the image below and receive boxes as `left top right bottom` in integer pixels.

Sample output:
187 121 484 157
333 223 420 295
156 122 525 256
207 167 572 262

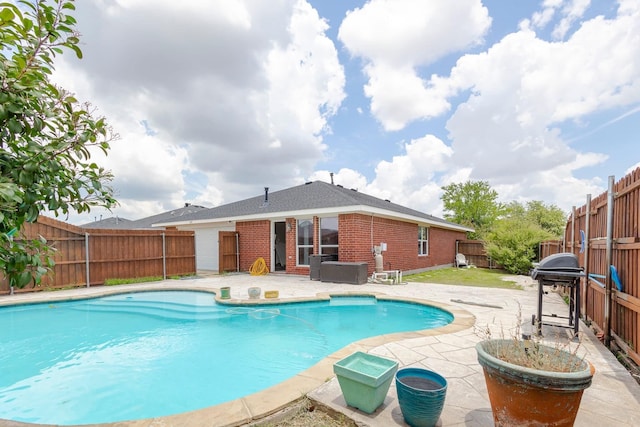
297 219 314 265
418 226 429 256
320 217 338 259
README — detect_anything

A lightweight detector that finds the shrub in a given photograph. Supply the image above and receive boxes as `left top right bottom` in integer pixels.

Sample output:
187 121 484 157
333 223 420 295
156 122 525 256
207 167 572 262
485 217 552 274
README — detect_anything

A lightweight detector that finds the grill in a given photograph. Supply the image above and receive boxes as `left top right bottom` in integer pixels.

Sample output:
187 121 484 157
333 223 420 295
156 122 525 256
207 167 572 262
530 253 585 336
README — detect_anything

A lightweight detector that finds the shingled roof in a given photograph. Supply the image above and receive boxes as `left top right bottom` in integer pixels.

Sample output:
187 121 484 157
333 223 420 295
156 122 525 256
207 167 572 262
156 181 471 232
82 204 208 230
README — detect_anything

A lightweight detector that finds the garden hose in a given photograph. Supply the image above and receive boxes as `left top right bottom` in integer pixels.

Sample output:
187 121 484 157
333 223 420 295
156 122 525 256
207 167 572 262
249 257 269 276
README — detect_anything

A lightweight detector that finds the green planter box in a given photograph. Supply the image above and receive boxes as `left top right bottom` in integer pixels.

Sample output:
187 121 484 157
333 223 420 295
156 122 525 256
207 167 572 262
333 351 398 414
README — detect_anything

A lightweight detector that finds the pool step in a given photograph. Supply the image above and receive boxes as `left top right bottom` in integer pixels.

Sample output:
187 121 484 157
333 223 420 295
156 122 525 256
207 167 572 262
70 300 229 321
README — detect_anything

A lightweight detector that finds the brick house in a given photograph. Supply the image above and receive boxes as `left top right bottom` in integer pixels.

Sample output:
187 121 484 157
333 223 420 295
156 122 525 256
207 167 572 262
156 181 472 276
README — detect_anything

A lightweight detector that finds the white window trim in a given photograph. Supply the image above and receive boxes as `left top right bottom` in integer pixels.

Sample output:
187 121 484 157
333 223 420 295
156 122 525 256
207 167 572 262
319 216 338 256
296 218 314 266
419 225 429 256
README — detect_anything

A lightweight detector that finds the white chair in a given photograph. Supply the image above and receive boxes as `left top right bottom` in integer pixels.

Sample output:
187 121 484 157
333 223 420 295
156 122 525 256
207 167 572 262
455 253 468 268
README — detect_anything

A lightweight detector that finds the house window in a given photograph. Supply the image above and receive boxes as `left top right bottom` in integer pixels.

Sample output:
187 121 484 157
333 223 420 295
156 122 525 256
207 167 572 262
320 217 338 259
297 219 314 266
418 226 429 256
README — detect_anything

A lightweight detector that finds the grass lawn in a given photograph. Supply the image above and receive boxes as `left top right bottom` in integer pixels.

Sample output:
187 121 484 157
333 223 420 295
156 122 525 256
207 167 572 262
405 267 523 290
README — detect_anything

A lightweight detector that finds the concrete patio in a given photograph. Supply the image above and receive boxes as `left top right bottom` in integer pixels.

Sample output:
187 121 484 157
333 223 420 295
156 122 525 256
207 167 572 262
1 272 639 427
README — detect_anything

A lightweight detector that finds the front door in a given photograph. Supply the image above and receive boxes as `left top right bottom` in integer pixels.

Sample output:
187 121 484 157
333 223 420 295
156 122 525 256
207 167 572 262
274 221 286 271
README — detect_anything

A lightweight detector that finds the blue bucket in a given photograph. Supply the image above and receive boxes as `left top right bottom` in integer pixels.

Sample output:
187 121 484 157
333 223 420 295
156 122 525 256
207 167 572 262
395 368 447 427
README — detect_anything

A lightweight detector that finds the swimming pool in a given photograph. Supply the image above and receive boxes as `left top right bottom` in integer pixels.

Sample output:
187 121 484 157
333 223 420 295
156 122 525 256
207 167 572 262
0 290 453 425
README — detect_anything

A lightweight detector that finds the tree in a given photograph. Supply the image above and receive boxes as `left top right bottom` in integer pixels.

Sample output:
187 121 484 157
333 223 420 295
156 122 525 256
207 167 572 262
441 180 504 239
1 0 116 288
484 201 566 274
520 200 567 238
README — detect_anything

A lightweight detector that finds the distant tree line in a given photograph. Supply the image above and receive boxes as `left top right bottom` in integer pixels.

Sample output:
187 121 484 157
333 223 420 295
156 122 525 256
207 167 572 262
441 181 566 274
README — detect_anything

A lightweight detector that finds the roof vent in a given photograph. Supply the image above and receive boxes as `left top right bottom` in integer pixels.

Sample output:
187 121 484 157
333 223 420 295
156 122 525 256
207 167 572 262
262 187 269 207
305 181 312 185
337 184 343 188
350 188 358 192
385 199 391 202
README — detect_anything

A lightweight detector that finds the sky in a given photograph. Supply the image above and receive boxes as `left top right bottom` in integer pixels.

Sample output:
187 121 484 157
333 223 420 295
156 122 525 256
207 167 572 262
41 0 640 225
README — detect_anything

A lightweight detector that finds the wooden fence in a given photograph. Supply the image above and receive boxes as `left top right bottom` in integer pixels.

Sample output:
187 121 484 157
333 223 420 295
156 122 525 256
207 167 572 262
1 216 196 294
455 240 500 268
562 167 640 365
539 240 563 259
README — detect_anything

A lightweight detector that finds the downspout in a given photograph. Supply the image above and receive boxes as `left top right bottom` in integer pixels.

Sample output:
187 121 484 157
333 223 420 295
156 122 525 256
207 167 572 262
236 232 240 272
604 175 615 347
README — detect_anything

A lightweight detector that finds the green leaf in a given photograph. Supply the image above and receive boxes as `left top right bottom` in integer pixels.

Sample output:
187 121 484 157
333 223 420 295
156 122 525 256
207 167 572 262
0 7 15 23
16 270 32 288
70 44 82 59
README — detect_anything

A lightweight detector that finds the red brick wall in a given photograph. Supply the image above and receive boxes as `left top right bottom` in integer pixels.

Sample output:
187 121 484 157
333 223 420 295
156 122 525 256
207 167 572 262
429 227 466 267
338 213 467 275
236 215 466 275
237 220 271 272
338 213 375 265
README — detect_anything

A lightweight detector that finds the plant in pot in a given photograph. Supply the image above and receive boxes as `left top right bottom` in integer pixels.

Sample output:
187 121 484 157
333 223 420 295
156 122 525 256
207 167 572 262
475 312 594 427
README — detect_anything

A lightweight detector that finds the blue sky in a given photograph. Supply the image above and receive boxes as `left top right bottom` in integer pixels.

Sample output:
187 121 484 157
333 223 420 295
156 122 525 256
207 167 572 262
44 0 639 225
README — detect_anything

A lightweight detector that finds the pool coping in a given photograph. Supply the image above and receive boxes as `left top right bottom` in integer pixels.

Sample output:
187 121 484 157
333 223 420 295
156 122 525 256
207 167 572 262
0 284 475 427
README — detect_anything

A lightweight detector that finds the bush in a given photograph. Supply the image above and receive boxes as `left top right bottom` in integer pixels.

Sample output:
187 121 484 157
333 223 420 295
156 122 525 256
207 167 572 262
485 218 552 274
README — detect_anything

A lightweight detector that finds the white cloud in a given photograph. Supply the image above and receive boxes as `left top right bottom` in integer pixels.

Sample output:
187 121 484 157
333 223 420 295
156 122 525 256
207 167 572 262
310 1 639 217
42 0 638 227
552 0 591 39
338 0 491 130
362 64 453 131
52 0 345 223
419 2 640 186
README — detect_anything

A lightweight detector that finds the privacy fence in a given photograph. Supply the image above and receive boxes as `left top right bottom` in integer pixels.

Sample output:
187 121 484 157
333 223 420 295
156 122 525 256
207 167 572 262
455 240 500 269
554 166 640 365
539 240 564 259
1 216 196 295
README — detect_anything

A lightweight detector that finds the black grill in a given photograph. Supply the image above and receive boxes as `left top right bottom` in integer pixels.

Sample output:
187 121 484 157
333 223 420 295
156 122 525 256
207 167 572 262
531 253 585 336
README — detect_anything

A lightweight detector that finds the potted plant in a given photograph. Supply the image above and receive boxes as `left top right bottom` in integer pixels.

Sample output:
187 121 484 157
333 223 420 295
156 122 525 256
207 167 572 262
475 318 594 427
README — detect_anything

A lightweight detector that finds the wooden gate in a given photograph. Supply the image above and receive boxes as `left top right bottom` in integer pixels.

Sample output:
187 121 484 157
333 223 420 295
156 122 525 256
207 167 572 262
219 231 238 272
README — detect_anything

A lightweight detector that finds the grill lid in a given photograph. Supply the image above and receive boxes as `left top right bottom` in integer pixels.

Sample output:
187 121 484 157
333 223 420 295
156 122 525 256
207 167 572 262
535 252 580 270
531 252 584 280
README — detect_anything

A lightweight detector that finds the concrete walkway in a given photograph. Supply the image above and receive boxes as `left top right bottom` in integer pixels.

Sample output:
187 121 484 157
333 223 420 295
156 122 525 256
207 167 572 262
1 273 639 427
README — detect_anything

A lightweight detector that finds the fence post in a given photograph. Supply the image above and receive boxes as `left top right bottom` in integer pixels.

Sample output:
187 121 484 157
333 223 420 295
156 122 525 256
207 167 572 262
570 206 576 254
604 175 615 346
162 232 167 280
583 194 591 322
85 233 90 287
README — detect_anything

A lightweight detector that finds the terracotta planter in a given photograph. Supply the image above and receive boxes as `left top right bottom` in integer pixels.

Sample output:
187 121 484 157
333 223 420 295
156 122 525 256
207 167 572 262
476 340 594 427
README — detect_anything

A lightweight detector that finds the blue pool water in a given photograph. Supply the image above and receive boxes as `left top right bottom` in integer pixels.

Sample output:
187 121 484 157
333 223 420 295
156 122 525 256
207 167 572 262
0 291 453 425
